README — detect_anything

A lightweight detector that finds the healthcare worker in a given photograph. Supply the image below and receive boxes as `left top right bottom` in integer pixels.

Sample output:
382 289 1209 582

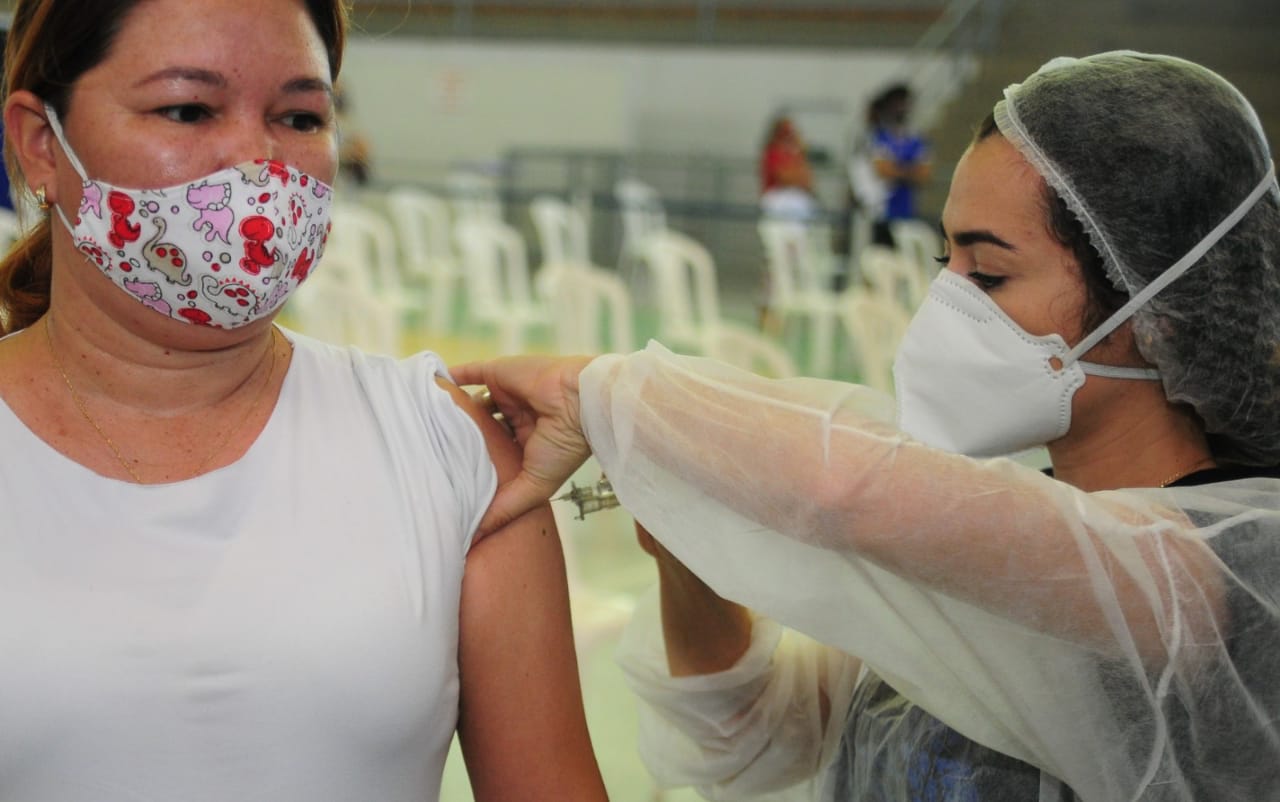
458 52 1280 801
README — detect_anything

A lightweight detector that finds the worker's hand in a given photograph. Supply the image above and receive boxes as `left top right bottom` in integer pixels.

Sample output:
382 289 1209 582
454 355 596 536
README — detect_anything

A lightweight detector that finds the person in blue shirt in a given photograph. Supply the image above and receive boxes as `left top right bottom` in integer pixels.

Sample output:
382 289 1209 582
868 84 931 246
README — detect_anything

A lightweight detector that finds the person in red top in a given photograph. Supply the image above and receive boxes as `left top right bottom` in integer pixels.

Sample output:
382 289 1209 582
760 115 819 221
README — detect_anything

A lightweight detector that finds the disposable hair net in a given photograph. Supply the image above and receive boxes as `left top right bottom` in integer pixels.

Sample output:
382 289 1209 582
586 343 1280 801
993 51 1280 465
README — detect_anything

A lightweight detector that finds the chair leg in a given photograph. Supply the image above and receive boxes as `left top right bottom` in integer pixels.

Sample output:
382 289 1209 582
810 313 836 377
428 279 453 334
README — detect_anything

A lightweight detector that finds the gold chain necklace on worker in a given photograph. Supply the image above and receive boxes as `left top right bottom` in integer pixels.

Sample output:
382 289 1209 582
43 316 279 484
1158 457 1216 488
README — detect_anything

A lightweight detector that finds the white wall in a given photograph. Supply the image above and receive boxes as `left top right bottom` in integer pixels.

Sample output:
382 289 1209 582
339 37 926 184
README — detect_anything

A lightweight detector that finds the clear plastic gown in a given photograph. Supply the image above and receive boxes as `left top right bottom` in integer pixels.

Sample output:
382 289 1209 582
584 344 1280 801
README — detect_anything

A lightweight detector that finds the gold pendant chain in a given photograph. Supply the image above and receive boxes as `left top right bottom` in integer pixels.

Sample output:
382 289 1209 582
43 316 281 484
1158 457 1217 488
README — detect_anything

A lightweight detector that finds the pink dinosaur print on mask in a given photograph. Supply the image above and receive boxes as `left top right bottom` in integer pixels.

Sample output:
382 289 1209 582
107 191 142 249
187 181 234 244
79 182 104 219
238 216 277 275
123 277 172 316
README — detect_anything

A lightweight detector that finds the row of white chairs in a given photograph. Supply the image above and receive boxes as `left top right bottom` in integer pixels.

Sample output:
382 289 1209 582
287 186 801 380
756 217 942 388
0 177 931 394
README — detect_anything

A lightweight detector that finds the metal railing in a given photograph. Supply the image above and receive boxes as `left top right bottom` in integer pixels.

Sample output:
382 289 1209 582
481 0 1004 207
364 0 1006 283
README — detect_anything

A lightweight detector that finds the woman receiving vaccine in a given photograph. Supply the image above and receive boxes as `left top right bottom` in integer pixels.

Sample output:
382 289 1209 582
0 1 607 799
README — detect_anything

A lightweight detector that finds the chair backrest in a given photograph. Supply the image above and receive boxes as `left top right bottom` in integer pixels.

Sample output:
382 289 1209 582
447 171 503 223
545 264 634 355
640 230 721 350
841 287 913 394
858 245 928 311
453 217 537 319
889 218 943 276
757 218 803 305
529 195 590 270
614 178 667 268
757 218 836 304
707 323 798 378
385 186 454 270
326 203 402 296
287 252 403 355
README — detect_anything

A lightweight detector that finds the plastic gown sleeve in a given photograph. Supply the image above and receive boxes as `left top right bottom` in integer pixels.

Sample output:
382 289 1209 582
580 343 1280 801
615 587 861 799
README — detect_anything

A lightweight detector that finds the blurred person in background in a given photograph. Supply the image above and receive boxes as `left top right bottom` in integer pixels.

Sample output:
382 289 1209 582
334 79 373 188
760 114 820 221
863 83 932 247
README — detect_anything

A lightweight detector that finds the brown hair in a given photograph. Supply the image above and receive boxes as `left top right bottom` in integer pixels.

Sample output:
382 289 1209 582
0 0 349 334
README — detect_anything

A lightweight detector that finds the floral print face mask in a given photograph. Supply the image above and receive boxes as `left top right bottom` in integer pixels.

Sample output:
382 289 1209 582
45 105 333 328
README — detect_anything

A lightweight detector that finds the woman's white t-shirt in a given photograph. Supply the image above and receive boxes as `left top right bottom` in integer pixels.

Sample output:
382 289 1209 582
0 331 496 802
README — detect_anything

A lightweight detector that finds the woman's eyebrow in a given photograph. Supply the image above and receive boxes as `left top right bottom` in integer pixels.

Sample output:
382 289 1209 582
281 77 332 97
130 69 330 98
940 223 1018 252
133 66 227 90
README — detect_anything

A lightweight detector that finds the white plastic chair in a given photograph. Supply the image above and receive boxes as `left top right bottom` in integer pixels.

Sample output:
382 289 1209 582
529 195 590 268
758 218 845 376
447 170 503 223
288 251 403 355
542 264 634 355
453 218 550 354
891 218 943 301
639 230 796 378
840 286 914 394
890 218 943 275
858 244 929 312
637 230 723 356
385 186 465 334
614 178 667 279
326 202 405 298
529 195 594 302
322 203 413 352
707 323 799 378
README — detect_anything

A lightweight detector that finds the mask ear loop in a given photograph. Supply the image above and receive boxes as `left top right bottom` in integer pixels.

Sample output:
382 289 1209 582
42 104 91 181
41 104 98 236
1064 161 1278 371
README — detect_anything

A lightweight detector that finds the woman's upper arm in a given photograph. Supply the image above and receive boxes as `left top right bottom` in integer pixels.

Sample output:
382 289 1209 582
441 380 608 801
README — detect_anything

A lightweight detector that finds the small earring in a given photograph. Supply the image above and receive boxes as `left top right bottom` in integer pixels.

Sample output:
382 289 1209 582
35 186 49 211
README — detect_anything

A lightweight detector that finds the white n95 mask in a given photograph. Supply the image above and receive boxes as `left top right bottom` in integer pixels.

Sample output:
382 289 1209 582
892 160 1275 457
892 270 1158 457
45 105 333 328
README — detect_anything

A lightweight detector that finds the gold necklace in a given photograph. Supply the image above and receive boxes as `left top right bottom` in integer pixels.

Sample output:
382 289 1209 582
44 316 280 483
1158 457 1216 488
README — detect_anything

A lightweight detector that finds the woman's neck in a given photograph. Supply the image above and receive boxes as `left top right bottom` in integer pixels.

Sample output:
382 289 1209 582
1048 386 1214 492
43 274 280 417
